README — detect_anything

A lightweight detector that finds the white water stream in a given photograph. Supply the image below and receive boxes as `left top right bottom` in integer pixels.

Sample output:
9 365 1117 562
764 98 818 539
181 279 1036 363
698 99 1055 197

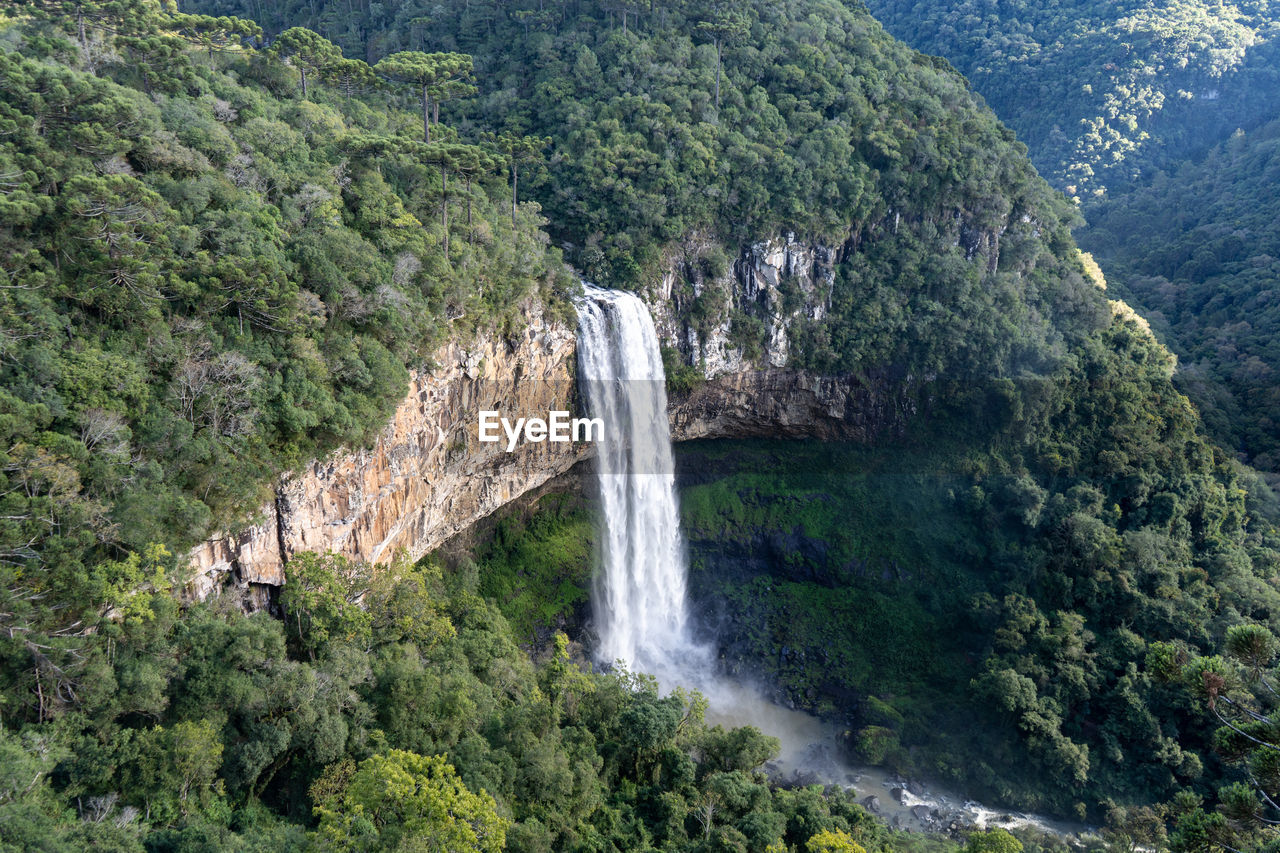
575 284 712 679
573 285 1093 841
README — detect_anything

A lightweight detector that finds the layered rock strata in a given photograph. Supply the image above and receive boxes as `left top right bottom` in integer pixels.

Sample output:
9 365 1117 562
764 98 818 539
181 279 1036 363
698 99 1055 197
188 305 582 600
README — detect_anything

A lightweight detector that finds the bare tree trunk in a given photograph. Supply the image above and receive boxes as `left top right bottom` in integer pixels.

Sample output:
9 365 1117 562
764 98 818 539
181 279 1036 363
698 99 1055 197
35 664 45 722
425 95 433 143
441 166 449 261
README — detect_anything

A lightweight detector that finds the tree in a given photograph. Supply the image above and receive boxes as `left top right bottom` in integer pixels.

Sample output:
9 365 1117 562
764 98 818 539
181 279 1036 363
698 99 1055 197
430 75 478 125
374 52 473 143
965 828 1023 853
364 554 456 650
6 0 161 71
1159 628 1280 848
1102 803 1168 853
165 719 226 812
323 56 380 100
486 132 550 225
271 27 341 99
541 631 595 723
697 725 779 775
59 173 172 318
603 0 644 33
279 552 371 660
165 12 262 57
807 829 867 853
396 140 497 262
449 145 502 245
313 750 507 852
694 2 749 108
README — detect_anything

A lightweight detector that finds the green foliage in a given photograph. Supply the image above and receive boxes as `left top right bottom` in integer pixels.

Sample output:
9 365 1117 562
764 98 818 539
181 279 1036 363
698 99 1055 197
0 9 569 658
853 727 900 767
676 310 1280 818
964 828 1022 853
313 750 507 852
6 0 1278 845
809 828 869 853
0 549 946 851
472 492 594 642
1082 117 1280 474
374 51 474 143
187 0 1106 377
862 0 1280 198
280 551 371 659
854 0 1280 478
1155 613 1280 848
271 26 341 98
662 344 705 395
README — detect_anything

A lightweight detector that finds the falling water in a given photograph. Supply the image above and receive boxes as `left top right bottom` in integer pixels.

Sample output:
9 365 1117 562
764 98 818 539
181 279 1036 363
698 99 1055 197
574 285 863 773
573 286 1091 840
575 284 711 681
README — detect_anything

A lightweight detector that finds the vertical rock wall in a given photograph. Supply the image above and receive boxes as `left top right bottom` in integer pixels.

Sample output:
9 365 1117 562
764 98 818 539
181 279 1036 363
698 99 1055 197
188 235 913 602
187 304 583 601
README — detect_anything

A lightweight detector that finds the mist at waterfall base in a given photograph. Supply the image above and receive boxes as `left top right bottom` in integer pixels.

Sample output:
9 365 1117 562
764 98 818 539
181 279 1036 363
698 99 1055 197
573 285 1088 838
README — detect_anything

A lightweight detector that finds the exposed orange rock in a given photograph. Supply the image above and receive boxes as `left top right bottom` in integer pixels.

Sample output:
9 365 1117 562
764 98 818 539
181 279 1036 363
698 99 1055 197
188 303 583 600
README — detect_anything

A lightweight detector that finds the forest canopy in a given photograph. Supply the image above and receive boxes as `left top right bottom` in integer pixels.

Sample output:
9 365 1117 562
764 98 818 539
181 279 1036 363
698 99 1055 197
1081 117 1280 476
2 0 1280 850
0 0 571 643
861 0 1280 199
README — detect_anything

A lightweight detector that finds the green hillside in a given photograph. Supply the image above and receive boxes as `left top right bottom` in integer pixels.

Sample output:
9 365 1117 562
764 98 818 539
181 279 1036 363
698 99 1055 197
856 0 1280 471
191 0 1108 389
2 0 1280 850
1082 118 1280 476
0 1 570 630
862 0 1280 199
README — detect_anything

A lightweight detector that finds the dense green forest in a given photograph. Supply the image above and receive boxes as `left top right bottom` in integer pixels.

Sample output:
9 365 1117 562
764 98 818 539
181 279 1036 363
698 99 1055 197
4 541 977 852
4 0 1280 850
1081 118 1280 476
0 0 573 628
475 308 1280 849
673 314 1280 825
860 0 1280 199
188 0 1108 382
848 0 1280 479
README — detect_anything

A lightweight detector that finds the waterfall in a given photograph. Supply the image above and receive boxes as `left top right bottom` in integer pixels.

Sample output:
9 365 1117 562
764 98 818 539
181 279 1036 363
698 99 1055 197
571 287 1089 837
575 285 710 680
573 285 849 775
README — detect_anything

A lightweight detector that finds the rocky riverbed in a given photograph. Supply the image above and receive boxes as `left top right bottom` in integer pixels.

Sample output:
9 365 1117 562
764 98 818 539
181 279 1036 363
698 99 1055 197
700 677 1097 843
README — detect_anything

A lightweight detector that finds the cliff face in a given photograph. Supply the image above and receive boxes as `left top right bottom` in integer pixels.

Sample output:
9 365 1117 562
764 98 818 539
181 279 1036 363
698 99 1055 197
650 234 836 375
188 304 583 602
653 234 916 443
189 238 913 601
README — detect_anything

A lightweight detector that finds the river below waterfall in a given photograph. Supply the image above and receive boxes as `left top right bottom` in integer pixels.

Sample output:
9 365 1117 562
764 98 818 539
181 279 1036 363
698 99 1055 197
700 679 1095 840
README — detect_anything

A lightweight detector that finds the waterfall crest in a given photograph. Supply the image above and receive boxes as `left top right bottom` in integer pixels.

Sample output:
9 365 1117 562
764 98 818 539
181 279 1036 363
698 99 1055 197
575 285 710 680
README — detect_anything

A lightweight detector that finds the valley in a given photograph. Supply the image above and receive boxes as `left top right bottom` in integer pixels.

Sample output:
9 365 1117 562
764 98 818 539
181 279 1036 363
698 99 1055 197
2 1 1280 850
